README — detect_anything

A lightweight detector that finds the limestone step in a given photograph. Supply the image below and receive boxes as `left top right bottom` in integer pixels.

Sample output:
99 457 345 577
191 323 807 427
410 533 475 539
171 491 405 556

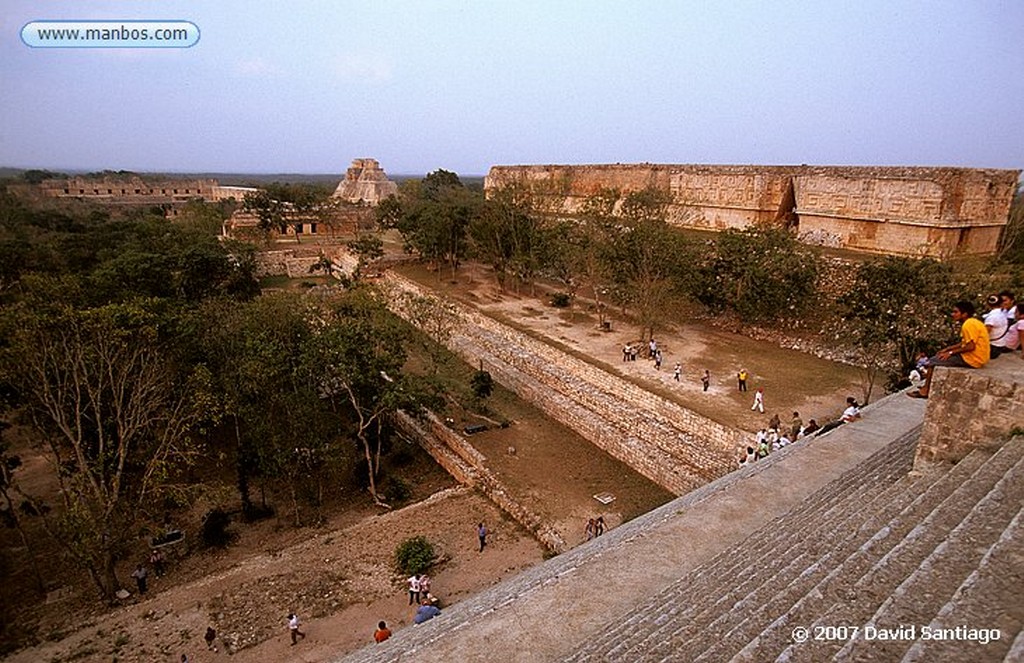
900 507 1024 662
576 433 1018 663
767 436 1024 663
563 426 922 662
830 458 1024 662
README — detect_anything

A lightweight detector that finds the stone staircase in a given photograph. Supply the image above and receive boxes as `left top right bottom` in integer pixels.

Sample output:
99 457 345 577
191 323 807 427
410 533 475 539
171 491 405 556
565 435 1024 663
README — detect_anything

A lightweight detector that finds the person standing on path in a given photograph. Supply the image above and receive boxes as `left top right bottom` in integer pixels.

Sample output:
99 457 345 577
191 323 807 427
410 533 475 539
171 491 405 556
131 564 148 595
751 387 764 413
673 363 681 381
477 523 487 552
288 613 306 645
595 516 605 536
701 369 710 392
407 574 421 605
738 369 748 392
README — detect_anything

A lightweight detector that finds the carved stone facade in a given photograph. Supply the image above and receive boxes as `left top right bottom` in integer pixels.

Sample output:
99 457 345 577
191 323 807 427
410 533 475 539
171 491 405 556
332 158 398 205
15 176 258 204
485 164 1021 258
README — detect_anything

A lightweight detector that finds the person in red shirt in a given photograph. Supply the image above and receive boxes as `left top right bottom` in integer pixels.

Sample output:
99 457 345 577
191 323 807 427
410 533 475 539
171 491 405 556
374 621 392 643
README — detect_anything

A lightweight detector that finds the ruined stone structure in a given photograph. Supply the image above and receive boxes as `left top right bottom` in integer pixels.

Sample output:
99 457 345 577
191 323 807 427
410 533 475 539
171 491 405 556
917 358 1024 464
485 164 1021 258
221 205 373 243
332 158 398 205
381 270 741 496
13 175 258 204
339 362 1023 662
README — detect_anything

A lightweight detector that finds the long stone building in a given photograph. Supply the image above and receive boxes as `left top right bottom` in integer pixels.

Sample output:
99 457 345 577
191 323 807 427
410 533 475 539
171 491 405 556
485 164 1021 258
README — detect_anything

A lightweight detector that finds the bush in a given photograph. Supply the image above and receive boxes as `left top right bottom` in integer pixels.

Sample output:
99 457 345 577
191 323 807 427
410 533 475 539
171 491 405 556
470 370 494 401
200 508 235 548
550 292 571 308
394 535 436 575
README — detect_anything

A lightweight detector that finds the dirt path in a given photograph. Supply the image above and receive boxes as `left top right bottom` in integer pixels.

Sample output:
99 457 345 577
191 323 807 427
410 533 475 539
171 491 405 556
4 488 546 663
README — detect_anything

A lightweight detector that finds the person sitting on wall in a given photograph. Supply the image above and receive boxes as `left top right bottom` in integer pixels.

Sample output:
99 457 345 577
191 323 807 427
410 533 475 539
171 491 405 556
840 397 861 423
909 300 990 399
984 294 1010 357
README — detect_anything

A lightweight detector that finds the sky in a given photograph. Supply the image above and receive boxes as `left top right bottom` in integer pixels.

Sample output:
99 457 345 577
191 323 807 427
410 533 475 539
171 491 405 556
1 1 1022 177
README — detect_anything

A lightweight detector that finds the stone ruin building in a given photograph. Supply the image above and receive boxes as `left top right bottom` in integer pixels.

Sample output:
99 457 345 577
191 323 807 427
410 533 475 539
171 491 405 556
11 175 258 207
485 164 1021 259
332 158 399 205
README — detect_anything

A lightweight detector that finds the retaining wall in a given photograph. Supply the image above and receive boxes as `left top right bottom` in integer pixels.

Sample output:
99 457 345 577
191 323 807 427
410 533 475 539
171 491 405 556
917 357 1024 464
384 272 741 495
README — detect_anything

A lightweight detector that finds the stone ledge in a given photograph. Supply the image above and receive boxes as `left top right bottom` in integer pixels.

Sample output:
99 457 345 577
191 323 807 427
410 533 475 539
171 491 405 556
916 357 1024 465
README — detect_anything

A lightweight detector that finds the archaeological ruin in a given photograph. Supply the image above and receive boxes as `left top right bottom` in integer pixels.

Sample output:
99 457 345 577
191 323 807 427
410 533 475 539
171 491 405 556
485 164 1021 259
332 158 399 205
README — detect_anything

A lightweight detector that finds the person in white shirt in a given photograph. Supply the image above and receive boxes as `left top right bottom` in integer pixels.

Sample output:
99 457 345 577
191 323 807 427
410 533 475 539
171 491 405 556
841 396 861 423
984 294 1010 357
1000 291 1019 350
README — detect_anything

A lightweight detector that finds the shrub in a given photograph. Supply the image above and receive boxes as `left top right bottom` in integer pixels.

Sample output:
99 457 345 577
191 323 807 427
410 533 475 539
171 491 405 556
200 508 235 548
394 535 436 575
470 370 494 401
550 292 571 308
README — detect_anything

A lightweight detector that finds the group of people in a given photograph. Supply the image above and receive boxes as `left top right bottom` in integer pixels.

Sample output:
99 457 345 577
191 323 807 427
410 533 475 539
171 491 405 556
909 295 1011 399
738 410 822 467
584 516 606 540
623 338 715 392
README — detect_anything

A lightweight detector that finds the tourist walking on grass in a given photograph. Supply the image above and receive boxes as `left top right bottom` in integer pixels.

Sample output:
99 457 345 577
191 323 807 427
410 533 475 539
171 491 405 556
288 613 306 645
751 387 764 413
477 522 488 552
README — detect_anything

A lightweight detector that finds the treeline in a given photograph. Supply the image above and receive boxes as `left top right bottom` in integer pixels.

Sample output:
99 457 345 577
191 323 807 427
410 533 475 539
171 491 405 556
0 191 437 603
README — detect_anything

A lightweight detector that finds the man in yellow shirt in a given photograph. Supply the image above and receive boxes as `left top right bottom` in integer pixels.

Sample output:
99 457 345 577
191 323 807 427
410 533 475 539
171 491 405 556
909 301 989 399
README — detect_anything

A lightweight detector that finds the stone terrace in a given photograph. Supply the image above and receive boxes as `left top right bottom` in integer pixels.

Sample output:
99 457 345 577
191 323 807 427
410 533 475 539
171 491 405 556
333 382 1024 662
384 273 741 495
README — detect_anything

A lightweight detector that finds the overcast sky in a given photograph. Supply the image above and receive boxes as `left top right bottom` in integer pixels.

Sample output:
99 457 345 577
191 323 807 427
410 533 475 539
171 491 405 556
2 1 1022 177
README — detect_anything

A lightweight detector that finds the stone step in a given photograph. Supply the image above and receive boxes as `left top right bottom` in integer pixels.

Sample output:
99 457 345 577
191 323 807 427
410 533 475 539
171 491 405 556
564 427 922 662
900 506 1024 662
1003 629 1024 663
629 435 1013 662
768 436 1024 662
831 459 1024 662
654 436 999 662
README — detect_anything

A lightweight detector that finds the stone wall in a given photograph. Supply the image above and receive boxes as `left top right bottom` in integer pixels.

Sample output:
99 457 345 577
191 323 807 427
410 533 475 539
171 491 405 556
394 411 566 553
382 271 741 496
485 164 1021 258
916 358 1024 464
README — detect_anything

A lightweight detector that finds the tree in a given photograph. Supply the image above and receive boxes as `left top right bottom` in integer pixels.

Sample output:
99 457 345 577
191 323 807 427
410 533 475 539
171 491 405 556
3 304 204 601
311 288 436 505
470 185 548 293
382 171 480 279
696 227 819 321
839 256 959 393
600 188 696 340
